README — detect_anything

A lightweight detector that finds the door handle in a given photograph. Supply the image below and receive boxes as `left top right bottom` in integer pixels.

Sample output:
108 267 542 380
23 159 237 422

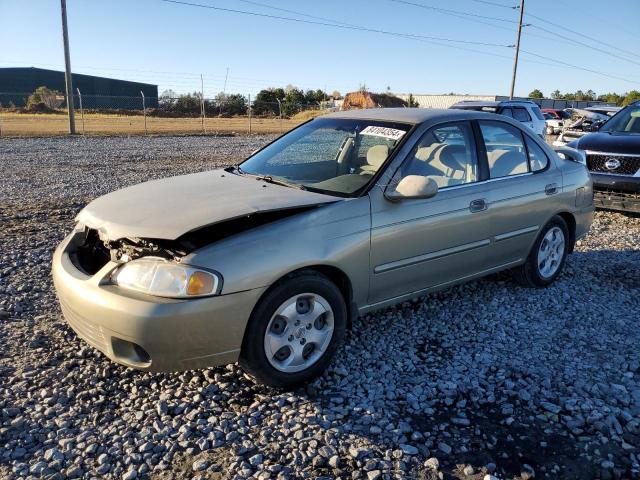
469 198 487 213
545 183 558 195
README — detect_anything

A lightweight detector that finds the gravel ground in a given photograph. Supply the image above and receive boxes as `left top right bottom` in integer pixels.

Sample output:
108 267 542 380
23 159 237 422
1 135 639 480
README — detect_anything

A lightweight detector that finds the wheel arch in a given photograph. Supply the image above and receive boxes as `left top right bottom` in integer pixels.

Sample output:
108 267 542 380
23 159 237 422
555 211 577 253
240 264 356 355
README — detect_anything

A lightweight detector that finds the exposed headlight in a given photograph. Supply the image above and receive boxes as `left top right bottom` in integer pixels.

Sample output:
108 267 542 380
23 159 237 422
112 258 221 298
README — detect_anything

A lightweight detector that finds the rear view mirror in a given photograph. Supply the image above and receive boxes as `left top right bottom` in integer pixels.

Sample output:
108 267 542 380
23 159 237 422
554 146 586 165
386 175 439 201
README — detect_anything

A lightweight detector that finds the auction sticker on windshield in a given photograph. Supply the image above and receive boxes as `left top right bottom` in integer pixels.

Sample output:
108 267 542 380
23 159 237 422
360 125 406 141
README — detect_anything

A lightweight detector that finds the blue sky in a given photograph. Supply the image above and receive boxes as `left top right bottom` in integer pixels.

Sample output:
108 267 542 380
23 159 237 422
2 0 639 98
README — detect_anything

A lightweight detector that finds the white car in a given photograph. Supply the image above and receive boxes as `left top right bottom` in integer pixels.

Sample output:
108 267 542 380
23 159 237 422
450 100 546 138
544 112 563 135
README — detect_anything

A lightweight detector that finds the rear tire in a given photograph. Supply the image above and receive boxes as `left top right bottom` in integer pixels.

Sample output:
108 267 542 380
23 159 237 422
513 216 569 288
239 271 347 388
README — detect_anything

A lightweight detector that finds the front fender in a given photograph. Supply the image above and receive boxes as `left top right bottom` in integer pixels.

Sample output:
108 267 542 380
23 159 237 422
184 197 372 308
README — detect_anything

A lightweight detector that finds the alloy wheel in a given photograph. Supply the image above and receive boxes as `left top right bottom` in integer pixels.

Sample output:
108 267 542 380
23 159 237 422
537 226 565 278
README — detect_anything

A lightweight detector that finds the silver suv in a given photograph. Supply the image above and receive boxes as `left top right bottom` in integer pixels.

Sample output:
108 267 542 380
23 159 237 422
450 100 546 137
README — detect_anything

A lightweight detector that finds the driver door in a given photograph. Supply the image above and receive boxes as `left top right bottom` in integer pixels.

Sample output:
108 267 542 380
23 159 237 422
368 121 493 305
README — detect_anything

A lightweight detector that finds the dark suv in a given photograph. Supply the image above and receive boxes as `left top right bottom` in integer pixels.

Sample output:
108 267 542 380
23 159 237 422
567 100 640 213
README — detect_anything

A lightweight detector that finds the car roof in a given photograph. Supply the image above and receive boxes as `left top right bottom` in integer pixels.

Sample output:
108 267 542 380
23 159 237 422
321 107 483 124
450 100 537 109
585 106 621 113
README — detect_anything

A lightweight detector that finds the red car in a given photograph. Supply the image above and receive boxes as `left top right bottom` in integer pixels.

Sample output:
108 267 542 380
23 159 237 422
542 109 570 120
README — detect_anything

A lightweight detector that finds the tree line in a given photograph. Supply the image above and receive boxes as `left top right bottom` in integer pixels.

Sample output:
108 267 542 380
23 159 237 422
527 88 640 106
159 86 340 117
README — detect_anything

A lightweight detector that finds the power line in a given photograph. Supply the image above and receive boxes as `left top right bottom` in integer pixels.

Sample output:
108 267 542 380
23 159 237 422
156 0 639 88
387 0 517 23
158 0 512 48
524 11 640 61
233 0 358 27
520 49 640 85
553 0 640 42
466 0 517 8
528 24 640 68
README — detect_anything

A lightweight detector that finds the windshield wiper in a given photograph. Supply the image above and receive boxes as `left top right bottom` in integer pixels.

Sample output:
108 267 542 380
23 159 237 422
230 166 306 190
255 175 306 190
225 165 245 175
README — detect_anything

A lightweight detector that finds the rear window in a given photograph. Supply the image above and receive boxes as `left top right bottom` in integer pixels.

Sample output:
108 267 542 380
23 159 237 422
513 107 532 122
531 106 545 121
500 108 514 118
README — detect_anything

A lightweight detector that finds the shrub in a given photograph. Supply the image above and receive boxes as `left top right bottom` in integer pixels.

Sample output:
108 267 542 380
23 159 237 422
27 86 63 111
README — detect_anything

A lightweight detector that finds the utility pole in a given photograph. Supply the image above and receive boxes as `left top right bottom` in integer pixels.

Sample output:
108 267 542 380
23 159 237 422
509 0 525 100
223 67 229 95
60 0 76 134
219 67 230 116
201 74 206 133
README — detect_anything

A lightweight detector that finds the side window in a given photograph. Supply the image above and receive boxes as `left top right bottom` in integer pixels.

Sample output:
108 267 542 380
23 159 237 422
531 106 545 121
399 122 478 189
525 136 549 172
479 121 529 178
512 107 532 122
500 108 514 118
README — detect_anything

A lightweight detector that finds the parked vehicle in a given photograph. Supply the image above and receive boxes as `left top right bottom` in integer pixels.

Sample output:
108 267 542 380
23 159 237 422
450 100 546 137
553 107 622 146
566 101 640 213
543 112 564 135
553 108 607 146
53 108 594 387
542 108 571 121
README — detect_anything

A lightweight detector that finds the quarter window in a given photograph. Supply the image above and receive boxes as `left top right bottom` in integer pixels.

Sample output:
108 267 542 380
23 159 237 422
500 108 514 118
525 136 549 172
512 107 532 122
479 121 529 178
398 122 478 189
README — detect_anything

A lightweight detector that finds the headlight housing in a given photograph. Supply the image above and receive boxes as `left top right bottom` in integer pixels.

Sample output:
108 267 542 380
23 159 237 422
112 258 222 298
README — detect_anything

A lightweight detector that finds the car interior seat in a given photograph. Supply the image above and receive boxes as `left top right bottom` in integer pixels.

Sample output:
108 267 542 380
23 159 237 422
403 143 470 188
626 116 640 133
487 149 528 178
359 144 389 175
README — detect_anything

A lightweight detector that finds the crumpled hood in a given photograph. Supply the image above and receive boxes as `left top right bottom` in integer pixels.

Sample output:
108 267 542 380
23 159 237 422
77 169 338 241
575 132 640 154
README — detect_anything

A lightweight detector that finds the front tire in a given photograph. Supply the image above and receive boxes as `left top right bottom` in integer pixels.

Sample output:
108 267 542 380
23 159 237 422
239 271 347 388
513 216 569 287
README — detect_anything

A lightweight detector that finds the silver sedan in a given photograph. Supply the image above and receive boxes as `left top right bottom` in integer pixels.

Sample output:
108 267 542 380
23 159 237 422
52 108 594 387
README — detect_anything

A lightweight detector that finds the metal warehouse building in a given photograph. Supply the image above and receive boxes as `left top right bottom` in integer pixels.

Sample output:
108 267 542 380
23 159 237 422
0 67 158 109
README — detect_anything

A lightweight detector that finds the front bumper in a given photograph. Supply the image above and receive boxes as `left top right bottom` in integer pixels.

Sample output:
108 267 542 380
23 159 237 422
52 230 266 372
591 173 640 213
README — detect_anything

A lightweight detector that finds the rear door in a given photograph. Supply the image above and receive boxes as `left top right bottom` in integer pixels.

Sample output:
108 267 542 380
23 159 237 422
478 120 559 266
368 121 493 305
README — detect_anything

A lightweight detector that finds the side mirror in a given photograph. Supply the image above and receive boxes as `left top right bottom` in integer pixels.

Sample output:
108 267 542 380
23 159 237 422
553 146 586 165
385 175 439 201
589 120 604 132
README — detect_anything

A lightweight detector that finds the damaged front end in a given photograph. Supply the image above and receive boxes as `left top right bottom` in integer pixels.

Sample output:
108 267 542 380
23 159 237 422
70 206 319 276
71 228 185 276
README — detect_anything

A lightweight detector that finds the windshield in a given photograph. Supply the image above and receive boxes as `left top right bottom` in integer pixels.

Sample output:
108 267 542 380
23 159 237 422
238 118 412 196
600 105 640 134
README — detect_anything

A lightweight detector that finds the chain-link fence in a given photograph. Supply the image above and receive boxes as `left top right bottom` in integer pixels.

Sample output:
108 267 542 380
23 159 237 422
0 91 338 136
